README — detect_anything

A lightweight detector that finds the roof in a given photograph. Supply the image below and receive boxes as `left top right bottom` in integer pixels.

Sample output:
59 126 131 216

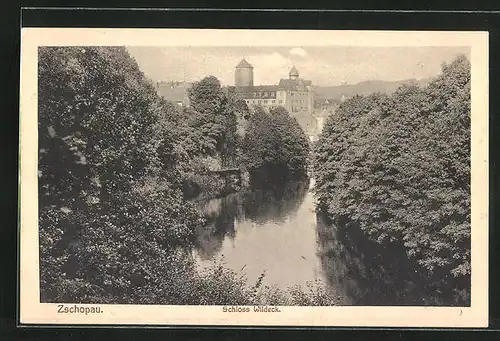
157 81 193 88
289 66 299 76
278 78 312 90
232 80 313 93
157 85 188 103
233 85 280 99
234 85 279 93
236 58 253 68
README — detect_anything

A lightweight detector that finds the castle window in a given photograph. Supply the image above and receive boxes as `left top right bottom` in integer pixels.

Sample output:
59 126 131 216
272 100 275 103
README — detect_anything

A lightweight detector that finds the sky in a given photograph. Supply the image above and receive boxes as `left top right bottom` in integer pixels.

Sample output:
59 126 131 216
127 46 470 87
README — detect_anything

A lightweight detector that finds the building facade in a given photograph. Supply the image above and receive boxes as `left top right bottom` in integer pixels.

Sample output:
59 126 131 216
228 59 315 116
156 59 326 140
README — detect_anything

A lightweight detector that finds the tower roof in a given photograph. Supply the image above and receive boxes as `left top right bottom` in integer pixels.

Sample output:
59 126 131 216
289 66 299 77
236 58 253 68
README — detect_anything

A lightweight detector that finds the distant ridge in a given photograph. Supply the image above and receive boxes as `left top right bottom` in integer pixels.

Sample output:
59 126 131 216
315 78 431 102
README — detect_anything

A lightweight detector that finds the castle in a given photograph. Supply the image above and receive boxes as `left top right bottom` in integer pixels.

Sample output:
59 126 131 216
156 58 326 140
227 58 315 116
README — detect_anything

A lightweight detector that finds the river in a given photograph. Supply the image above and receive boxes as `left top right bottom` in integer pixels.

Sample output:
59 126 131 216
192 177 469 306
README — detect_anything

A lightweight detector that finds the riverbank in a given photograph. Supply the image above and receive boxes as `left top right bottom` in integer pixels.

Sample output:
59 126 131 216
189 177 344 305
37 46 334 306
190 173 469 307
316 212 469 306
312 56 472 306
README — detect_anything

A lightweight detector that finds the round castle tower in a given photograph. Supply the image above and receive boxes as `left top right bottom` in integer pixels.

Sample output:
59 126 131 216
235 58 254 87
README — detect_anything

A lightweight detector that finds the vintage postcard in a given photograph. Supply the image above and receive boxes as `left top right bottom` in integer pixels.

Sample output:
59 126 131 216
19 28 489 327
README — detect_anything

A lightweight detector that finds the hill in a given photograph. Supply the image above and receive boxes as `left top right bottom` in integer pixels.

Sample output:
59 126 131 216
314 78 431 103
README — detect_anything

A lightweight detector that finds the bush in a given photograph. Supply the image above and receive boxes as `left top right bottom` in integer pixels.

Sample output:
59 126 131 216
253 280 341 306
313 55 471 294
193 257 341 306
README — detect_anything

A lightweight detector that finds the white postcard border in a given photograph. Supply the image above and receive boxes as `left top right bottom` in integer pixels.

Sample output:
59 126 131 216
19 28 489 327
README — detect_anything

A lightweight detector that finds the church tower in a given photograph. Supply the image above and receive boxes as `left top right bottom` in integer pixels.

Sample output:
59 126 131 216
235 58 254 87
289 66 299 80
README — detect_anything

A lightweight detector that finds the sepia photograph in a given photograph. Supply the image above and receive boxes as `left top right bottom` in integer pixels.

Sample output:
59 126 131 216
19 29 488 327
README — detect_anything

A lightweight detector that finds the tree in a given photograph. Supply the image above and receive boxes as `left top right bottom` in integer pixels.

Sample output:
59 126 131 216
37 46 338 307
38 46 203 304
176 77 249 198
242 106 310 186
186 76 243 167
313 55 471 304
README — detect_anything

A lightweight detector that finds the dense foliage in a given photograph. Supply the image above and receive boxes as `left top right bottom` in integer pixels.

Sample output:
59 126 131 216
184 76 247 167
38 46 336 305
313 55 471 300
242 106 310 185
38 46 210 303
178 76 249 198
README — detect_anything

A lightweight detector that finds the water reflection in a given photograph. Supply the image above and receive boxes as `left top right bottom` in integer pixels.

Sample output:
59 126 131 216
316 213 470 306
192 177 470 306
193 178 324 288
241 180 309 225
194 179 310 261
194 194 239 260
